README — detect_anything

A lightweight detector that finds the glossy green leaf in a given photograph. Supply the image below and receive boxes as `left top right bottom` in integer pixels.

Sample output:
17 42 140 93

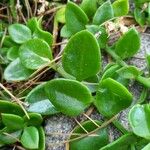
142 143 150 150
65 1 89 35
93 1 114 25
33 27 53 46
95 78 133 117
26 83 59 115
86 25 108 49
115 28 141 59
4 58 33 82
21 126 39 149
7 46 19 61
69 120 109 150
116 66 140 79
0 100 24 116
134 8 146 26
80 0 97 19
1 113 24 131
129 104 150 140
38 127 45 150
24 113 43 126
19 39 52 70
62 30 101 81
0 129 22 145
100 133 137 150
8 24 32 44
45 79 92 116
112 0 129 17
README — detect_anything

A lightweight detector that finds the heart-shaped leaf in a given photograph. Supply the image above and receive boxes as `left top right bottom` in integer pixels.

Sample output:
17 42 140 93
8 24 32 44
69 120 109 150
4 58 33 82
65 1 89 35
129 104 150 140
80 0 97 19
62 30 101 81
0 100 24 116
93 1 114 25
116 66 140 79
45 79 92 116
112 0 129 17
115 28 141 59
1 113 24 131
95 78 133 117
26 83 59 115
23 113 43 126
100 133 137 150
60 25 73 38
21 126 39 149
19 39 52 70
7 46 19 61
55 7 66 24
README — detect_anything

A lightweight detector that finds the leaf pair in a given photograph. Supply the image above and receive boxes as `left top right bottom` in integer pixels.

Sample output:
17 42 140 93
4 21 53 82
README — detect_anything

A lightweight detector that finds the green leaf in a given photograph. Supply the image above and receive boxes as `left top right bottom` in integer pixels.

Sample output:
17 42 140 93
86 25 108 49
27 17 41 32
23 113 43 126
129 104 150 140
55 7 66 24
3 36 18 48
0 100 24 116
7 46 19 61
80 0 97 19
116 66 140 79
8 24 32 44
45 79 92 116
69 120 109 150
19 39 52 70
65 1 89 35
100 133 137 150
115 28 141 59
26 83 59 115
112 0 129 17
93 1 114 25
134 8 146 26
21 126 39 149
142 143 150 150
60 25 72 38
33 27 53 46
4 58 33 82
0 129 22 145
101 64 129 86
37 127 45 150
1 113 24 131
62 30 101 81
95 78 132 117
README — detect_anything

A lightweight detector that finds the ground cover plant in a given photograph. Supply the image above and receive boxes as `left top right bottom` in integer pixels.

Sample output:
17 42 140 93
0 0 150 149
